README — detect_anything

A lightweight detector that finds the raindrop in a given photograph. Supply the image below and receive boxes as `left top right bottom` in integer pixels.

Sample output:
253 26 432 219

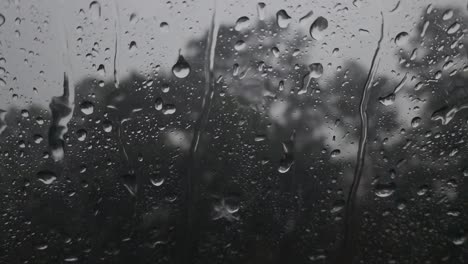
310 16 328 40
79 101 94 115
150 174 164 186
278 133 295 173
103 120 112 132
172 52 190 78
37 170 57 185
129 13 138 24
0 14 5 27
235 16 250 31
155 97 163 110
234 40 246 51
34 134 43 144
97 64 105 76
309 63 323 78
411 117 421 128
395 32 409 47
162 104 176 115
379 94 395 106
452 235 467 245
89 1 101 21
375 182 396 198
257 3 266 21
442 10 453 20
271 47 280 58
77 129 87 141
330 149 341 157
129 41 137 52
299 11 314 24
160 22 169 32
276 10 292 28
447 22 460 35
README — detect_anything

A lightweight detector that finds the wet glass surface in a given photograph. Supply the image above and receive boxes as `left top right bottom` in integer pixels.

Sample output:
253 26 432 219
0 0 468 263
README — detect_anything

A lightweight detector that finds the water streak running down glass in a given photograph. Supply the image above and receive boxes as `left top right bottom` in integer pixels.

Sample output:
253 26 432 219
0 0 468 263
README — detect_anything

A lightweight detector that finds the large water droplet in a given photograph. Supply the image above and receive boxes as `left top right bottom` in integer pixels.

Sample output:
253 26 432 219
278 133 295 173
411 117 421 128
235 16 250 31
375 182 396 198
37 170 57 185
77 129 87 141
150 174 165 187
172 52 190 79
447 22 460 34
80 101 94 115
309 63 323 78
310 16 328 40
276 10 292 28
442 10 453 20
0 14 5 27
160 22 169 32
394 32 409 47
378 93 395 106
257 3 266 21
234 40 246 51
89 1 101 21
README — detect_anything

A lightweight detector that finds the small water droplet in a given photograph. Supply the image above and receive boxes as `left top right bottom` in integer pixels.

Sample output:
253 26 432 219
310 16 328 40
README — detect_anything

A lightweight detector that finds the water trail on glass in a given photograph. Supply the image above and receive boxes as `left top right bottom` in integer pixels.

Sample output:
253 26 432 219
113 0 120 89
48 0 75 162
339 11 384 264
179 0 219 263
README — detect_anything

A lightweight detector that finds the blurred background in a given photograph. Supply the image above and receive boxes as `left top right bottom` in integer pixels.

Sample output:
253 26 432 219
0 0 468 263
